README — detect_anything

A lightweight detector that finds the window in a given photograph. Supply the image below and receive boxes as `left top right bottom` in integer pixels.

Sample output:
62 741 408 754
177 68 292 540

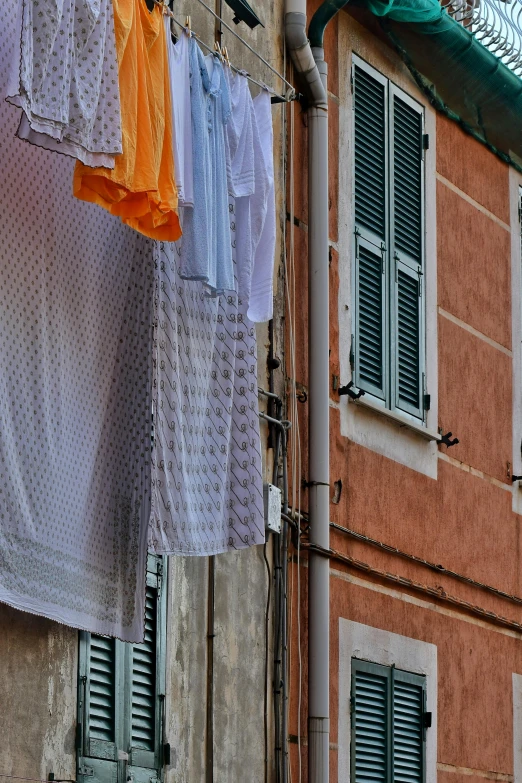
352 55 426 421
351 658 427 783
77 555 167 783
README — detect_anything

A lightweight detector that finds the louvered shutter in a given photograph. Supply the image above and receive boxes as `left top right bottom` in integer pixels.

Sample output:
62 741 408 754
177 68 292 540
392 671 426 783
77 632 123 783
128 554 167 777
89 636 116 746
351 660 391 783
353 58 388 401
351 660 426 783
131 584 157 751
390 88 425 419
78 555 167 783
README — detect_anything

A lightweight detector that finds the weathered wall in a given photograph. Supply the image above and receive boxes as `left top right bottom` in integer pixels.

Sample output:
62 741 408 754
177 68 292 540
0 0 286 781
286 4 522 782
0 607 77 782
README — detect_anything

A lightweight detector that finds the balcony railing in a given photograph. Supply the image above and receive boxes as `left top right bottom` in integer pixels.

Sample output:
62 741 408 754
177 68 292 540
441 0 522 75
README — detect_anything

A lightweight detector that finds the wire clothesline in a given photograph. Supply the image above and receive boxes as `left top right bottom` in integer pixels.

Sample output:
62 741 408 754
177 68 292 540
189 0 294 93
154 0 296 102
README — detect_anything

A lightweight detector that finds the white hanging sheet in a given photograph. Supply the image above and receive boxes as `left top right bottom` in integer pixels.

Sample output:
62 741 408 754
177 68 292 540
0 2 153 642
149 236 265 556
6 0 122 167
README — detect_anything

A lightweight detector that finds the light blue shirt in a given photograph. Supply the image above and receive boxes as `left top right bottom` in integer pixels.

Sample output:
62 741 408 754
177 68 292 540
179 40 234 295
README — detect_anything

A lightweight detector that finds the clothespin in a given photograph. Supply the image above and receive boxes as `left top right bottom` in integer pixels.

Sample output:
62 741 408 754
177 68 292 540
214 40 224 61
185 15 191 32
223 46 231 66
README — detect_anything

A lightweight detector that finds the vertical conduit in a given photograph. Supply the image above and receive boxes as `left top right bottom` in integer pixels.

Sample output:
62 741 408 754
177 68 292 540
206 555 215 783
285 2 349 780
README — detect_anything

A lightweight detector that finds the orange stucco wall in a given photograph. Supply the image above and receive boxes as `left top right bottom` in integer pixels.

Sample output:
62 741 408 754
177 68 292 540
287 7 522 781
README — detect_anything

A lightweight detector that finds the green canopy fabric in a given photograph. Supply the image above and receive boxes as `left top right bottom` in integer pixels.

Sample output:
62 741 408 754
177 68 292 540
360 0 522 165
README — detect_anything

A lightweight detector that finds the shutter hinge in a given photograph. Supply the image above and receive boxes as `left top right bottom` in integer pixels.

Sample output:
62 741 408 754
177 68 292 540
78 766 94 777
163 743 172 765
424 394 431 412
157 559 164 596
349 335 355 370
423 133 430 150
423 711 432 729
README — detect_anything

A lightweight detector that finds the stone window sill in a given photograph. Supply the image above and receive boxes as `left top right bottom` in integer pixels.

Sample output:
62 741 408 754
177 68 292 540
349 395 441 442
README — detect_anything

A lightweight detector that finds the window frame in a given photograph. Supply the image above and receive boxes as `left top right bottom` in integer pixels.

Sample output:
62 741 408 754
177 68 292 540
338 618 437 783
77 554 167 783
350 657 427 783
351 53 426 424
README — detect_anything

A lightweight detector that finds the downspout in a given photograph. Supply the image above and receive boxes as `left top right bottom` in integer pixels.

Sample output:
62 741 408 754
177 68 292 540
284 2 348 782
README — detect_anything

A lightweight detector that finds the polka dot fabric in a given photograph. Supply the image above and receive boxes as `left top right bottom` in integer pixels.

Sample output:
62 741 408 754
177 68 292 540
6 0 122 167
0 2 153 643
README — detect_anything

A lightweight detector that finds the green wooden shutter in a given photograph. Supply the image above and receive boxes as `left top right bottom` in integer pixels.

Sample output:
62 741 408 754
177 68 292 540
131 583 157 751
353 63 387 242
77 633 124 783
392 671 426 783
390 87 425 419
351 660 390 783
352 57 389 401
89 636 116 744
351 660 426 783
128 554 167 778
78 555 168 783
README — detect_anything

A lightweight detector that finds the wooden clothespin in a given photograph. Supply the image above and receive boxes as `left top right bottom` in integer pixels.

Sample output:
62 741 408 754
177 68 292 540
185 15 191 32
222 46 231 66
214 40 224 61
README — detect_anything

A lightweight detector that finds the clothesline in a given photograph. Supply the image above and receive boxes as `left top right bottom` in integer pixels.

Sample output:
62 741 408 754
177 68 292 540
157 0 296 102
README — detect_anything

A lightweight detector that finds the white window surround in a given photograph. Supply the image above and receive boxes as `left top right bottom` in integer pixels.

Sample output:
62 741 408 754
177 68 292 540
509 165 522 515
338 618 438 783
337 17 439 479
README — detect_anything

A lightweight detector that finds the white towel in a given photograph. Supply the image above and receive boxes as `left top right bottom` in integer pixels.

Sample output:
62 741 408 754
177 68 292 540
248 90 276 324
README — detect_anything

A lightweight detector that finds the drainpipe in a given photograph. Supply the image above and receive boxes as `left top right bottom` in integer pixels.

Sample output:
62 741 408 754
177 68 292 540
284 2 348 781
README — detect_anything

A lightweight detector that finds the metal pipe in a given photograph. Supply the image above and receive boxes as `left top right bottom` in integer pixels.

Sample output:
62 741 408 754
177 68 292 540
308 0 349 48
284 2 348 780
306 44 330 782
206 556 215 783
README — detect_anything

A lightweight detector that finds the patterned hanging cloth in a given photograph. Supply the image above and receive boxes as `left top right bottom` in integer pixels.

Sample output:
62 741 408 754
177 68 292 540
0 0 153 642
149 236 265 555
6 0 123 168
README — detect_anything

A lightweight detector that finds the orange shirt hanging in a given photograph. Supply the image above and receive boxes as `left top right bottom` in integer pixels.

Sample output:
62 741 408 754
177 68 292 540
73 0 181 241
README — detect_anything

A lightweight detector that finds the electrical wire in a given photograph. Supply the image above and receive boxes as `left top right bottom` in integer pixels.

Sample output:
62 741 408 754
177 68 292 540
330 521 522 607
0 777 74 783
263 542 272 783
282 79 304 783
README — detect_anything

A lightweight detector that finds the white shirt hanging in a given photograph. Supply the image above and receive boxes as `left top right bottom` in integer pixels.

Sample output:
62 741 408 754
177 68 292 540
248 90 276 323
164 21 194 206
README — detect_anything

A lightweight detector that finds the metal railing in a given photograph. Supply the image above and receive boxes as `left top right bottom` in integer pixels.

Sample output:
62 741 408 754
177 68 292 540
441 0 522 75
